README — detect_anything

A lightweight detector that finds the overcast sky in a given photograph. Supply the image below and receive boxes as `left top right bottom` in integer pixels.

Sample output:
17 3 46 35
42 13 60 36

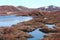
0 0 60 8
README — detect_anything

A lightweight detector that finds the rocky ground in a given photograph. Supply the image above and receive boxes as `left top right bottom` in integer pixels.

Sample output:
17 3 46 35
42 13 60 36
0 5 60 40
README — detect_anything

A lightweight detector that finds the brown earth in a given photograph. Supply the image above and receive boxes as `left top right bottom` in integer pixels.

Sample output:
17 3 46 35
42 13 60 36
0 5 60 40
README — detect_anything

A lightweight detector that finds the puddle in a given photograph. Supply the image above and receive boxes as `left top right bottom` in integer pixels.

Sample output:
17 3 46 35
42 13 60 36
45 24 55 28
0 15 33 27
28 29 45 40
28 24 55 40
0 15 55 40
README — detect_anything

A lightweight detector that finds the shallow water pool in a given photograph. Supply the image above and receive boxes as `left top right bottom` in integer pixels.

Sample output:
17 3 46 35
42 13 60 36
28 29 45 40
0 15 33 27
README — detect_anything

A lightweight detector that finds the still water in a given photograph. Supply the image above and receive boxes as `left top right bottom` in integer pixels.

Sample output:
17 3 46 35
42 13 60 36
28 29 45 40
45 24 55 28
28 24 55 40
0 15 33 27
0 15 54 40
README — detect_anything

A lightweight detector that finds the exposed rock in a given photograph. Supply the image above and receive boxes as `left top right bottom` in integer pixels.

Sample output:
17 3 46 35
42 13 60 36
0 5 60 40
0 5 19 12
37 5 60 11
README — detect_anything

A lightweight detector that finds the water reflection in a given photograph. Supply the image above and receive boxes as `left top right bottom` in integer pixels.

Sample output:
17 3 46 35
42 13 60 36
28 24 55 40
0 15 33 27
45 24 55 28
0 15 55 40
28 29 45 40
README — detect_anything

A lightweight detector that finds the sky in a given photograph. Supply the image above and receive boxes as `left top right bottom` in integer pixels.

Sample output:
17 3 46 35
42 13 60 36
0 0 60 8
